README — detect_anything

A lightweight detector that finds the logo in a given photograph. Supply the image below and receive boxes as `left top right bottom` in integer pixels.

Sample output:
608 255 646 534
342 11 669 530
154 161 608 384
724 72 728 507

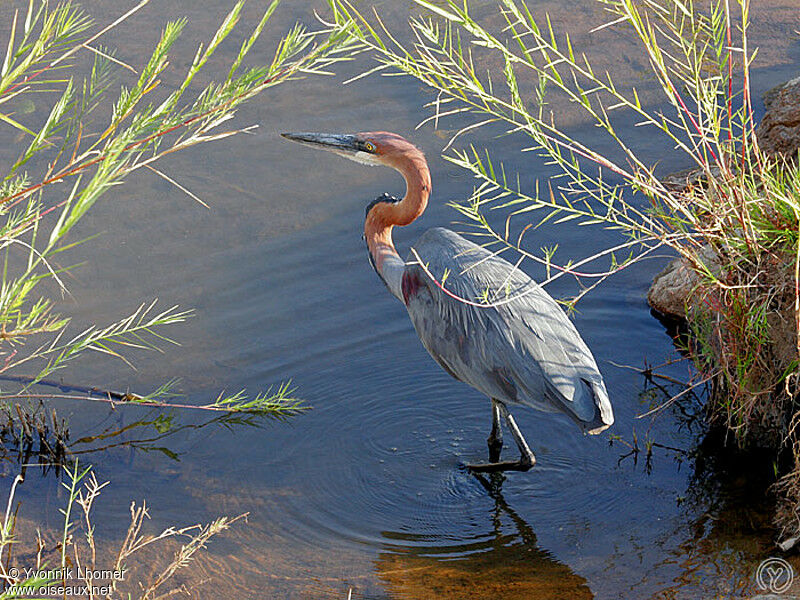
756 557 794 594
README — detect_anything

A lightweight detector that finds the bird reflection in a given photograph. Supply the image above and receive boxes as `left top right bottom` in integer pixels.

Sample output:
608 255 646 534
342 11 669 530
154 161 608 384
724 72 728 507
374 472 593 600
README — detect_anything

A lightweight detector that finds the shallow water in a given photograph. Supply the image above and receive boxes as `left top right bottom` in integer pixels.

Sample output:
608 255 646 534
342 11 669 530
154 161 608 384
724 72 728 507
3 1 800 598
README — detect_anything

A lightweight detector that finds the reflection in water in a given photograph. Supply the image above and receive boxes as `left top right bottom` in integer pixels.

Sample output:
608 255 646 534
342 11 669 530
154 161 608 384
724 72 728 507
649 427 789 599
0 400 69 477
641 304 792 595
376 473 592 600
0 393 277 479
611 374 799 598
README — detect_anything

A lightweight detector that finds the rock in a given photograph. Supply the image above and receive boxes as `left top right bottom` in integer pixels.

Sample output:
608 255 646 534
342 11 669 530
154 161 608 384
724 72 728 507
757 76 800 156
662 164 721 193
648 246 794 449
647 257 692 318
647 246 720 319
650 74 800 318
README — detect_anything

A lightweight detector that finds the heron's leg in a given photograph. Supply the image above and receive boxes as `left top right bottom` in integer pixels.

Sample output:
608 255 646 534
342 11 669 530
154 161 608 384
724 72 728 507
487 399 503 462
467 403 535 473
500 404 536 470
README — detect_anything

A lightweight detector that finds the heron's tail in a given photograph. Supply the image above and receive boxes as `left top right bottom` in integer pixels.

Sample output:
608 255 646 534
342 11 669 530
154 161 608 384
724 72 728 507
581 378 614 435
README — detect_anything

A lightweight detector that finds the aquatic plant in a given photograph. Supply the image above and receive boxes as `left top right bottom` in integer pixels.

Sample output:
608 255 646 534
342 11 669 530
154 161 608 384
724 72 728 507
0 0 357 414
329 0 800 544
0 390 302 476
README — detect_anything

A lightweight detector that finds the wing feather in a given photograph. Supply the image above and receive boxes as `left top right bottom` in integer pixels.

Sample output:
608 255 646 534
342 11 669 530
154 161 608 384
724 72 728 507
403 227 613 433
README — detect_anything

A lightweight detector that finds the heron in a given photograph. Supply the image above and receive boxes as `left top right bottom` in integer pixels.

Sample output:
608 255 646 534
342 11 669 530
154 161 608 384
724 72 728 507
281 131 614 472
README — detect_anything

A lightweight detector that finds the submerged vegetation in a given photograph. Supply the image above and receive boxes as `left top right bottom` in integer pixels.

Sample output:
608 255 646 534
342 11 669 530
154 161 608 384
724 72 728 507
329 0 800 544
0 0 358 595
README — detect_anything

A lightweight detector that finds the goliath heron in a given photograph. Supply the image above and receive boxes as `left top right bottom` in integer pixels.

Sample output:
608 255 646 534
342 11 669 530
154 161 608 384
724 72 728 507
281 131 614 472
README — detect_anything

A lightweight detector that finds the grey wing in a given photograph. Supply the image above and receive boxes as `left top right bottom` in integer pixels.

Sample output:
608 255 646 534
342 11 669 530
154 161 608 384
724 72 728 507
402 227 613 434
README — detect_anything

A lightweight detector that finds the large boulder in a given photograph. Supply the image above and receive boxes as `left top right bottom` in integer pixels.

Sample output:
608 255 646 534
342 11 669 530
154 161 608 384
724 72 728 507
756 76 800 156
649 76 800 319
647 257 693 318
647 247 719 319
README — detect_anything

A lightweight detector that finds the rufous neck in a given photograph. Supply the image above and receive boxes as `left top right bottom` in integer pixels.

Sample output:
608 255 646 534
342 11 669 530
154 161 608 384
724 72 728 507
364 152 431 274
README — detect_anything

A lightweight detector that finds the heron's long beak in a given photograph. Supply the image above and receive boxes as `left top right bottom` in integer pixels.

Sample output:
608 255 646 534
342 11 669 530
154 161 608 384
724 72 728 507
281 132 359 154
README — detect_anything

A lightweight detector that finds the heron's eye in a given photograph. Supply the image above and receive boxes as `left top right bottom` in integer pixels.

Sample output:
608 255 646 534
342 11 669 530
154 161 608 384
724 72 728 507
364 142 376 152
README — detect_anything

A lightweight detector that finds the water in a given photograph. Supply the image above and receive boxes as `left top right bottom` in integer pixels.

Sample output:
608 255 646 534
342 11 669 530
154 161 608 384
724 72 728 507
2 1 800 598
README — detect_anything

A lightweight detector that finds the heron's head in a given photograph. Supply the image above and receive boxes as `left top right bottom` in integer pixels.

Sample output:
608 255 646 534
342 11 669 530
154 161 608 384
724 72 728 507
280 131 425 169
282 131 431 232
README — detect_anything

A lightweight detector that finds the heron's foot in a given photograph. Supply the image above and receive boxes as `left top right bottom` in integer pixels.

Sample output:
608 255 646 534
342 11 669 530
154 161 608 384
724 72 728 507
471 401 535 473
467 453 535 473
